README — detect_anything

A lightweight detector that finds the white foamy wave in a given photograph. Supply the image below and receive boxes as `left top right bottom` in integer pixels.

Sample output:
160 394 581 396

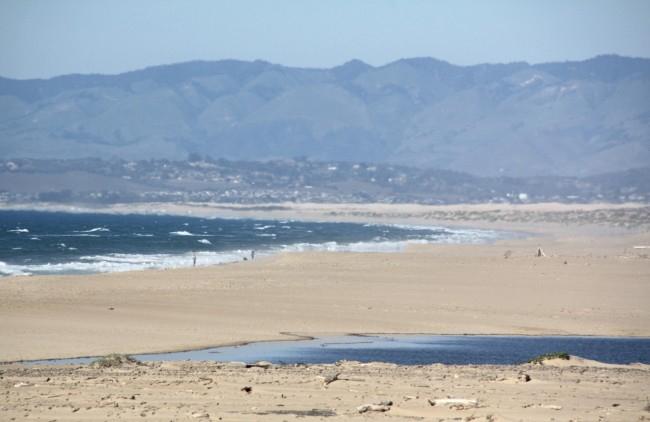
0 261 31 276
431 228 500 244
279 228 498 254
30 237 40 240
80 254 161 264
388 223 449 232
0 224 501 277
254 225 275 230
8 228 29 233
169 231 214 237
75 227 110 233
134 233 154 237
1 251 252 277
387 224 500 244
42 234 100 237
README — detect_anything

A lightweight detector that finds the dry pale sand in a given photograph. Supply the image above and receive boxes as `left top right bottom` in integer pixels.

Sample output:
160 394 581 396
1 202 649 421
2 358 649 421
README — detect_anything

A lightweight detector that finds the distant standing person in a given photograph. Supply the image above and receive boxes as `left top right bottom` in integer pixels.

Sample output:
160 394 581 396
251 250 255 260
192 251 197 267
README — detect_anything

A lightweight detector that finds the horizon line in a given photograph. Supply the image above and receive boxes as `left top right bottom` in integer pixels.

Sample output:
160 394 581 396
2 53 649 82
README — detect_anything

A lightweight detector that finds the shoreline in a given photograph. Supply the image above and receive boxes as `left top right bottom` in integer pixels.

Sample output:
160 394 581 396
1 201 649 362
2 202 649 421
16 332 650 366
0 210 507 278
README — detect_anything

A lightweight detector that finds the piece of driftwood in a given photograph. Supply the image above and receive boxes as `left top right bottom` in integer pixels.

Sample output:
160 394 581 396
246 361 273 369
322 372 341 385
428 398 478 409
320 372 365 385
357 400 393 413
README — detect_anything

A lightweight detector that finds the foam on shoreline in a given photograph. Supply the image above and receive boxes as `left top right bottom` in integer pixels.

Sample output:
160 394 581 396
0 227 499 277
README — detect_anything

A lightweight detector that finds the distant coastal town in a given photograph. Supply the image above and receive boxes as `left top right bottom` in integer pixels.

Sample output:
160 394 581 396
2 157 648 205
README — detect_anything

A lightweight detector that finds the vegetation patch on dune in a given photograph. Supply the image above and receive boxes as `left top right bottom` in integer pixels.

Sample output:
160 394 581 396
91 353 140 368
527 352 570 364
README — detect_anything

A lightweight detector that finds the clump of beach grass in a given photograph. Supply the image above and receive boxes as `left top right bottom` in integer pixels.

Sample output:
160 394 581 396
91 353 140 368
527 352 570 364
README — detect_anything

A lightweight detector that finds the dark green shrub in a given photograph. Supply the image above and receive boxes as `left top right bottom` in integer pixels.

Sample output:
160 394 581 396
527 352 570 364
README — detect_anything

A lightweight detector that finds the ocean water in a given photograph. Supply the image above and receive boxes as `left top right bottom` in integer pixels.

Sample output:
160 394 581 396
0 210 499 277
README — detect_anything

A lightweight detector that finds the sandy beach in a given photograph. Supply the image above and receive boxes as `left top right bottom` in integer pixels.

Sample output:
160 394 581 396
3 357 649 421
1 202 649 420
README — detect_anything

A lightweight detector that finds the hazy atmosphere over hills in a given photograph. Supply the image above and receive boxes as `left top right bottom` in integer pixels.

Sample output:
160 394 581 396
1 55 649 177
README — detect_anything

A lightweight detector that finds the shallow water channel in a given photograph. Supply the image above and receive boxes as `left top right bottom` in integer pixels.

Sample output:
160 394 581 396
31 335 650 366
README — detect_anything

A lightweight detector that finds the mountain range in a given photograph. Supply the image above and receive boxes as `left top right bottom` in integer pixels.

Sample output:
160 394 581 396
1 55 648 177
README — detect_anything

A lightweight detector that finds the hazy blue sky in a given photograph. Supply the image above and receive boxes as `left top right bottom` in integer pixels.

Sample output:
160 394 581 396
1 0 649 79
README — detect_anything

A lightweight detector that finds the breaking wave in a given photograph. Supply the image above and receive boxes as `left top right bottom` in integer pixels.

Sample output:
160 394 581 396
0 210 502 278
0 251 251 276
75 227 110 233
8 228 29 233
254 225 275 230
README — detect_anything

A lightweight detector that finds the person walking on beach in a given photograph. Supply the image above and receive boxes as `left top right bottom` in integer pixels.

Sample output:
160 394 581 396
251 250 255 260
192 251 197 267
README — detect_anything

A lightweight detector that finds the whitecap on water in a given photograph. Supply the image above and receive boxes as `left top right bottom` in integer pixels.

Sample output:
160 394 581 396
170 230 214 237
0 219 502 278
8 228 29 233
75 227 110 233
254 225 275 230
43 234 100 237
